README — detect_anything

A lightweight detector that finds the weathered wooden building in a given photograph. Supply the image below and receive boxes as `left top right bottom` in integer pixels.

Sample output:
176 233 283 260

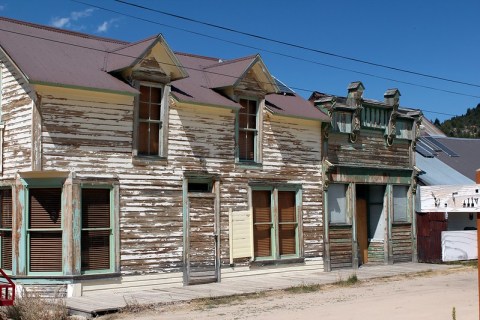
0 17 330 295
310 82 422 270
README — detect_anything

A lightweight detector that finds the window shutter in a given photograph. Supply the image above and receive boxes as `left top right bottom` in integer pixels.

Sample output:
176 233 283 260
278 191 296 255
29 188 62 272
81 189 111 271
253 191 272 257
0 189 12 270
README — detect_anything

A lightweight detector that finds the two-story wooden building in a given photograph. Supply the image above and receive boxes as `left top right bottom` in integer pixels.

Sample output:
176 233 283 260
0 17 329 296
311 82 422 270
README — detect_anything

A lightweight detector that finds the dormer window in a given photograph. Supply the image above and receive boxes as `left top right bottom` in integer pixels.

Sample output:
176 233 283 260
238 98 259 162
134 83 170 158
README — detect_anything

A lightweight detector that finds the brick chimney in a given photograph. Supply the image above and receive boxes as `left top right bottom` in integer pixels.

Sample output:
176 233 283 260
346 81 364 107
384 88 401 107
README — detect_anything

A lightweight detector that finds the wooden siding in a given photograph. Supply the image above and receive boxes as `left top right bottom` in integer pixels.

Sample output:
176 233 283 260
0 58 33 176
392 223 412 262
328 131 410 169
329 226 352 269
37 92 324 276
367 241 384 264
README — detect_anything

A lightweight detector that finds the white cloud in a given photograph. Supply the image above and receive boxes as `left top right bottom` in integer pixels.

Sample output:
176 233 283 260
97 21 109 33
96 18 119 33
51 8 96 29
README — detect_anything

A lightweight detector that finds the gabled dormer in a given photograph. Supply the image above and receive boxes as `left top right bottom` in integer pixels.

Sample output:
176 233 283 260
106 34 189 159
203 54 279 164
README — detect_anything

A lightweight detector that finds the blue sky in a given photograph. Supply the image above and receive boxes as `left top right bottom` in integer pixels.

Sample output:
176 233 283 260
1 0 479 121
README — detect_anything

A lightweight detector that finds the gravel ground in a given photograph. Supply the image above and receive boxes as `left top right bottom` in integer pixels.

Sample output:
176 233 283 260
98 267 477 320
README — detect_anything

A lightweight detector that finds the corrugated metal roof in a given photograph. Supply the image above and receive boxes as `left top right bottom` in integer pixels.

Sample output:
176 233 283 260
266 93 330 121
416 154 474 185
434 137 480 181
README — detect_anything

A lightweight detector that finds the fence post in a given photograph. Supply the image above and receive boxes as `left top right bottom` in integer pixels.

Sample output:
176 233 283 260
476 168 480 320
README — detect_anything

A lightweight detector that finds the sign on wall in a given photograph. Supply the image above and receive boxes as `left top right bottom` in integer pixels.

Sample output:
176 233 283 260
417 185 480 213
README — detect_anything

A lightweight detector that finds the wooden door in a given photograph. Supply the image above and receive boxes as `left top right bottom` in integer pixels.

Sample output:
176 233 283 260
356 198 368 265
417 212 447 263
186 194 218 285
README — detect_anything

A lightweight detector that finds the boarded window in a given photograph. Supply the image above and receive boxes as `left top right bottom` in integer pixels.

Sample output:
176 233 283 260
238 99 258 161
81 188 111 272
138 85 162 156
393 185 409 222
328 184 348 224
253 190 272 257
29 188 62 273
278 191 297 256
0 189 12 270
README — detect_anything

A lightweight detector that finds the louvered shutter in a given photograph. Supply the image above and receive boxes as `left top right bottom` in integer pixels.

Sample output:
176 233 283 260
278 191 297 255
253 190 272 257
29 188 62 272
0 189 12 270
81 189 111 271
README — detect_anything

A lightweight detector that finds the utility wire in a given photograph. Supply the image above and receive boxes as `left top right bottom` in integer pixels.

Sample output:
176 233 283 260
0 26 462 117
114 0 480 89
70 0 480 101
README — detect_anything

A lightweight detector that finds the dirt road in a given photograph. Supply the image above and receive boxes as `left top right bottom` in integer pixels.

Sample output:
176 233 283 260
100 267 477 320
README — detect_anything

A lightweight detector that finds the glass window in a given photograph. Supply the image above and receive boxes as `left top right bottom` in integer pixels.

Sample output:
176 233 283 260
81 188 112 272
138 85 163 156
238 98 258 162
252 189 299 259
393 185 409 222
28 188 63 273
328 184 348 224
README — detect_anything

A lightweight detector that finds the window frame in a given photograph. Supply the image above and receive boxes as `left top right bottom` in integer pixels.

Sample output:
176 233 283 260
251 186 301 261
393 185 410 223
133 81 170 159
236 97 262 164
26 187 64 276
327 183 349 225
80 185 115 275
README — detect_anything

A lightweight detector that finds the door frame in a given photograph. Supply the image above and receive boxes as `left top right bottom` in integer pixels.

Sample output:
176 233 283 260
182 175 220 285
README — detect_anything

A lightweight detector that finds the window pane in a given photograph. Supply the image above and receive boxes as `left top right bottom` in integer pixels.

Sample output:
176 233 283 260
82 230 110 271
149 123 159 155
328 184 347 224
253 191 271 223
254 225 271 257
150 104 161 121
239 112 247 128
278 191 296 223
138 122 149 155
82 189 110 228
29 188 62 229
393 185 408 222
248 114 256 129
139 86 150 102
239 130 255 161
30 231 62 272
150 87 162 104
0 189 12 229
279 224 296 255
1 231 12 270
139 102 149 119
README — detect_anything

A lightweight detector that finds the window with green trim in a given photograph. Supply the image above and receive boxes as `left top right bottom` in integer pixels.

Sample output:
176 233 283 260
252 189 299 259
81 188 112 273
0 189 12 271
328 184 348 224
28 188 63 273
238 98 258 162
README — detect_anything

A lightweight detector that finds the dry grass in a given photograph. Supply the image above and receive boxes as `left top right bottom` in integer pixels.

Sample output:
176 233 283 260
0 288 68 320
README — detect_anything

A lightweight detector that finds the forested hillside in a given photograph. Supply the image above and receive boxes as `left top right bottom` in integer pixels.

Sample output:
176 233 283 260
434 103 480 138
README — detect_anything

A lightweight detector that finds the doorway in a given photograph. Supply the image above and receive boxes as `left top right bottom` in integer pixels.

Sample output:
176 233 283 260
356 184 386 265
